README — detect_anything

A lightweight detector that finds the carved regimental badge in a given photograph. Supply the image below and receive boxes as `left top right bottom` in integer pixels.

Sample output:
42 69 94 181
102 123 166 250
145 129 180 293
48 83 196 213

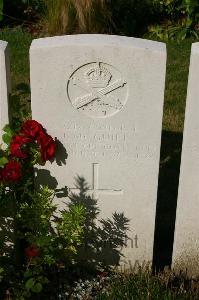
67 62 128 118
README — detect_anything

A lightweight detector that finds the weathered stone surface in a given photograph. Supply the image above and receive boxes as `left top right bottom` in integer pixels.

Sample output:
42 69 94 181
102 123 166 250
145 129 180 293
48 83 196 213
30 34 166 269
173 43 199 276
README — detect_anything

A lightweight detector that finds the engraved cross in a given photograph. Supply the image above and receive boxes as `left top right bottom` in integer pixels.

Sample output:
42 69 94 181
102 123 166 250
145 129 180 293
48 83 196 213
69 163 123 199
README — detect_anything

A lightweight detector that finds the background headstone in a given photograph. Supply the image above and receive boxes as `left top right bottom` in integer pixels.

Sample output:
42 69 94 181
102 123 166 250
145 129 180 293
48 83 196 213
30 35 166 269
0 40 11 141
0 41 12 260
173 43 199 276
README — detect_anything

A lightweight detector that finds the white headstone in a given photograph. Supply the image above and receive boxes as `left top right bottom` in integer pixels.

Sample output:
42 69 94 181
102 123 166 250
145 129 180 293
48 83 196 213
173 43 199 276
0 40 11 140
30 35 166 269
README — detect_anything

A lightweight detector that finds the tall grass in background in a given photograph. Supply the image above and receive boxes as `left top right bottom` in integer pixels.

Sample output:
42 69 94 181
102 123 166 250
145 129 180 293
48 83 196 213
42 0 111 35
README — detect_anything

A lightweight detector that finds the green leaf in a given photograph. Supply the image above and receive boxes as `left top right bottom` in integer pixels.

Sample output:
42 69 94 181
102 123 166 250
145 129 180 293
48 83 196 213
3 125 14 136
177 28 187 40
32 282 42 293
25 278 35 290
24 270 33 278
2 134 12 145
0 157 8 167
2 125 14 145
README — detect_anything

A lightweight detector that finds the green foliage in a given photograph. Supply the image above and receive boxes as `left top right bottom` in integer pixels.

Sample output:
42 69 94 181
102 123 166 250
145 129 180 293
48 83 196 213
11 265 49 299
151 0 199 40
1 184 86 297
2 0 199 39
3 0 44 23
149 22 199 40
0 119 86 298
0 0 3 21
181 0 199 27
38 0 199 39
0 156 8 167
109 0 153 36
0 267 4 282
1 183 86 297
57 204 86 255
25 278 42 294
2 124 14 146
152 0 181 18
17 186 86 265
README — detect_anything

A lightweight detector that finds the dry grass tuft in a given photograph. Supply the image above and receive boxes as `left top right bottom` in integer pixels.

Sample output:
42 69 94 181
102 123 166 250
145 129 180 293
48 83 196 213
42 0 111 35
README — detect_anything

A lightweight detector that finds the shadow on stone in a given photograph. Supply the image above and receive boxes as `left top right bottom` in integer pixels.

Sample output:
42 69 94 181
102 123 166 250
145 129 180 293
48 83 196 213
34 166 129 273
153 130 183 272
55 139 68 166
67 176 130 274
35 168 58 190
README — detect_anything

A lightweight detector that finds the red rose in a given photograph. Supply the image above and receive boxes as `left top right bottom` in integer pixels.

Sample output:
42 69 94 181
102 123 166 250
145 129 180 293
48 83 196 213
21 120 44 139
37 131 56 162
10 135 33 159
25 245 40 259
3 160 22 182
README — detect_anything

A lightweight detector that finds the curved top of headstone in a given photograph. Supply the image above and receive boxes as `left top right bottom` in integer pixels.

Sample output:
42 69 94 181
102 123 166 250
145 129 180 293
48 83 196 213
0 40 8 51
30 34 166 54
191 42 199 53
0 40 11 93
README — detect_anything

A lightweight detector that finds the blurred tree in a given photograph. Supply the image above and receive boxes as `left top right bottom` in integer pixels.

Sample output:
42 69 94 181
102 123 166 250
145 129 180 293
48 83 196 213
0 0 3 21
109 0 154 36
3 0 43 26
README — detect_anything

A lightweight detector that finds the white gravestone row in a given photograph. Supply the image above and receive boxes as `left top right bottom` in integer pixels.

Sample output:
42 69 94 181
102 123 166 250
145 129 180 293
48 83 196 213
30 35 166 269
0 40 11 142
172 43 199 276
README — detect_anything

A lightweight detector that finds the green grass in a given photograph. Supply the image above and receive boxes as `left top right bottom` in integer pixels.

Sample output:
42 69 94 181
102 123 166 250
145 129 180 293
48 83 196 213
164 40 192 132
0 28 32 88
96 272 199 300
0 28 33 122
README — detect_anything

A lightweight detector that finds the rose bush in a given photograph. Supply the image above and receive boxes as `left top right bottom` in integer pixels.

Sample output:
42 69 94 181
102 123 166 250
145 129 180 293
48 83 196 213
0 119 86 299
9 119 55 163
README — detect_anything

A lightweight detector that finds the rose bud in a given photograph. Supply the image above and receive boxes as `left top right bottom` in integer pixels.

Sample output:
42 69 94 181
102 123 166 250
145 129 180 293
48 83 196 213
25 245 40 259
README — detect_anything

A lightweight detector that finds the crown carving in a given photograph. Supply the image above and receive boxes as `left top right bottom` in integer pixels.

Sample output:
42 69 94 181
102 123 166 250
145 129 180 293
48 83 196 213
85 64 112 88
